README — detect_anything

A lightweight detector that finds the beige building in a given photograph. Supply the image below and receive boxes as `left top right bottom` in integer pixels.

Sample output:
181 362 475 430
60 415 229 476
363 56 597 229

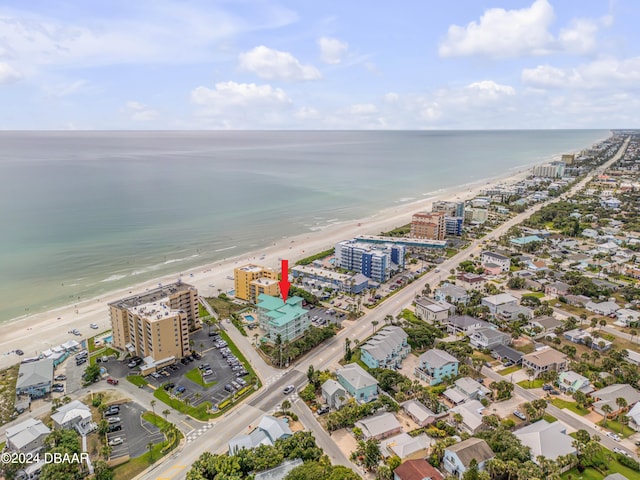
411 211 446 240
234 264 279 303
109 282 199 363
522 348 568 378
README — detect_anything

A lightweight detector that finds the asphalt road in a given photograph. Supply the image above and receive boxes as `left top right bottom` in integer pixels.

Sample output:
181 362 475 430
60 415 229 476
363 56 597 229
139 138 631 479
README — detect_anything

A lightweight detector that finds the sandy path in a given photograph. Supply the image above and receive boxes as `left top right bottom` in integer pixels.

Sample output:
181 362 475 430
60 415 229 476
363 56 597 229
0 167 532 370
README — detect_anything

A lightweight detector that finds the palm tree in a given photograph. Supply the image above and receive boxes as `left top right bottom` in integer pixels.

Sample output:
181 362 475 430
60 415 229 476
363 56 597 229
147 442 154 463
281 399 291 414
630 329 638 344
616 397 628 427
453 413 463 431
371 320 379 334
599 318 607 330
526 368 535 387
253 333 259 346
162 409 170 423
150 399 156 417
602 404 613 427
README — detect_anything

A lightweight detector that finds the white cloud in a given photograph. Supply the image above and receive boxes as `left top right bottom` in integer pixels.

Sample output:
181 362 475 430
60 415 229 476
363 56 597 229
559 18 599 54
384 92 399 103
466 80 516 97
121 101 159 121
346 103 378 115
190 81 292 128
439 0 555 58
295 107 319 119
522 56 640 89
317 37 348 64
0 62 21 84
239 46 321 81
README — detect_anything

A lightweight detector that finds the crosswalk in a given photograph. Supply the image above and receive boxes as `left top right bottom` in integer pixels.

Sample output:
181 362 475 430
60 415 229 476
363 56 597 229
185 423 214 443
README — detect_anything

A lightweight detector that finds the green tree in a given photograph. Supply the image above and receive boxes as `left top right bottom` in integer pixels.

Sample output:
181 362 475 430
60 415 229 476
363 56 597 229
93 460 114 480
83 363 101 384
602 404 613 426
281 399 291 415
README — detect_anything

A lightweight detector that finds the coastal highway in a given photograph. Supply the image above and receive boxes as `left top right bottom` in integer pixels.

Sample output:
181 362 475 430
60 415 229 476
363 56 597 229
142 138 632 479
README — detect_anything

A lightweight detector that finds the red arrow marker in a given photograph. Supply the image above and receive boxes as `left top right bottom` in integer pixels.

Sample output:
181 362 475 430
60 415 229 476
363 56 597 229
279 259 290 303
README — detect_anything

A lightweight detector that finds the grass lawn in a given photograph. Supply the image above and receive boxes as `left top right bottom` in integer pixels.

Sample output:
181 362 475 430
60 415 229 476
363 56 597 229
206 296 245 318
522 292 545 298
517 379 545 389
560 452 640 480
153 388 212 421
514 343 535 354
185 368 217 388
88 337 96 353
598 419 636 438
126 375 148 388
551 398 590 416
499 365 522 376
0 365 19 425
542 413 557 423
112 441 166 480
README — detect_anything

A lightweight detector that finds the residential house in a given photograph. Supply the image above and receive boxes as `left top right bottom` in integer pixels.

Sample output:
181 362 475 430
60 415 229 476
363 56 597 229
469 328 511 349
401 400 438 427
545 282 571 298
256 294 310 344
414 349 459 386
15 359 53 399
449 400 485 434
321 379 347 410
524 278 545 292
5 419 51 454
528 316 563 333
382 433 431 460
453 378 492 401
491 345 523 365
354 412 403 440
565 295 591 307
455 273 487 291
591 384 640 417
586 301 620 316
434 284 469 305
592 279 620 292
254 459 304 480
51 400 96 435
514 420 577 467
336 363 379 403
526 259 548 272
446 315 491 336
228 415 292 454
394 459 444 480
481 293 518 315
628 402 640 431
600 197 621 209
497 304 533 322
480 252 511 272
415 297 452 324
521 348 568 378
615 308 640 327
557 371 593 394
564 328 613 351
443 438 494 479
359 326 410 370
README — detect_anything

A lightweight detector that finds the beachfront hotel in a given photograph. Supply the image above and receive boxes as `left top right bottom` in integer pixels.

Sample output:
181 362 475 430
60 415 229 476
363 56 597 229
256 294 310 344
335 239 405 283
109 282 199 364
234 264 279 303
410 211 446 240
432 200 465 218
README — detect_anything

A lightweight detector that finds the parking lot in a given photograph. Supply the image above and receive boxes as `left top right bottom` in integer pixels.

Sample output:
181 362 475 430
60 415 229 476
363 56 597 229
105 401 164 459
306 306 343 326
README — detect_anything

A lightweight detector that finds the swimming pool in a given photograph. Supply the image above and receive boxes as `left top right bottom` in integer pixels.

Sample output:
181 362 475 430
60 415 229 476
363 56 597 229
244 315 255 322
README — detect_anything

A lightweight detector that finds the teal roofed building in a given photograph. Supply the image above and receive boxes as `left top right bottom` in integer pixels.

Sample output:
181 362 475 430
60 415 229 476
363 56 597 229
510 235 543 246
257 294 311 344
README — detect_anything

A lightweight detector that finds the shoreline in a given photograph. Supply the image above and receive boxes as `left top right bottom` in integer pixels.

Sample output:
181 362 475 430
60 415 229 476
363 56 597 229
0 138 606 370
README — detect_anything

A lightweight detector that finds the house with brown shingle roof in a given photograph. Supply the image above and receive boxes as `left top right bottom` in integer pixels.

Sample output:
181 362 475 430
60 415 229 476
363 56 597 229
521 348 567 378
394 458 444 480
443 438 494 478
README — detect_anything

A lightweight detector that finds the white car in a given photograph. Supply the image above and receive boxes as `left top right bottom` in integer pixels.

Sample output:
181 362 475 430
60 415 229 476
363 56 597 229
108 438 123 446
107 417 120 424
283 385 295 395
90 323 99 329
607 432 621 442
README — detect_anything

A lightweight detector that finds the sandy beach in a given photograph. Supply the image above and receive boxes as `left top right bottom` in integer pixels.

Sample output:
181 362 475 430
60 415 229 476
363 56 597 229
0 165 534 370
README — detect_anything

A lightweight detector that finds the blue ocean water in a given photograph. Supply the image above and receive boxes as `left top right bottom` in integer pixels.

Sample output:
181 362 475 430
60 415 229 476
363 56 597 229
0 130 608 321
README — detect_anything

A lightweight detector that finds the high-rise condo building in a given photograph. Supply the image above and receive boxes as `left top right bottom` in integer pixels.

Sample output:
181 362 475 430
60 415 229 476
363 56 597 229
109 282 199 363
234 264 279 303
411 211 446 240
432 201 465 218
335 240 405 282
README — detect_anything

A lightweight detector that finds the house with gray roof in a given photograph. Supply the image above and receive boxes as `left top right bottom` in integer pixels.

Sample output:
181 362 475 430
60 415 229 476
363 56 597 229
434 284 469 305
443 438 494 478
321 379 347 410
51 400 96 435
254 459 303 480
497 303 533 321
16 359 53 398
415 297 453 323
480 251 511 272
336 363 378 403
491 345 523 365
381 432 430 460
514 420 576 466
5 418 51 454
449 400 485 434
228 415 292 455
445 316 491 335
481 293 518 314
415 349 459 386
401 399 438 427
359 326 410 370
586 300 620 316
355 412 402 440
469 328 511 349
591 384 640 417
528 315 563 333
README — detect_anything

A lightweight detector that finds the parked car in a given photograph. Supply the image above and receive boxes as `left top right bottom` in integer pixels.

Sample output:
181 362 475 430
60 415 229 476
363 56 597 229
283 385 295 395
203 369 213 376
224 384 234 392
317 405 330 415
54 375 67 381
107 417 121 424
513 410 526 420
163 382 175 391
236 378 247 387
52 386 64 393
15 349 24 356
608 432 621 442
107 424 122 433
90 323 99 329
542 384 553 391
175 385 186 394
192 352 202 360
108 438 123 446
106 377 119 385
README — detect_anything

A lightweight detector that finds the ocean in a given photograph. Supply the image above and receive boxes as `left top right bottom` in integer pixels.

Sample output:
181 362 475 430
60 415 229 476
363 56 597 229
0 130 609 322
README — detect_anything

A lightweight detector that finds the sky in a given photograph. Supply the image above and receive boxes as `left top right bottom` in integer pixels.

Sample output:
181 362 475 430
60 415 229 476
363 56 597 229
0 0 638 129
